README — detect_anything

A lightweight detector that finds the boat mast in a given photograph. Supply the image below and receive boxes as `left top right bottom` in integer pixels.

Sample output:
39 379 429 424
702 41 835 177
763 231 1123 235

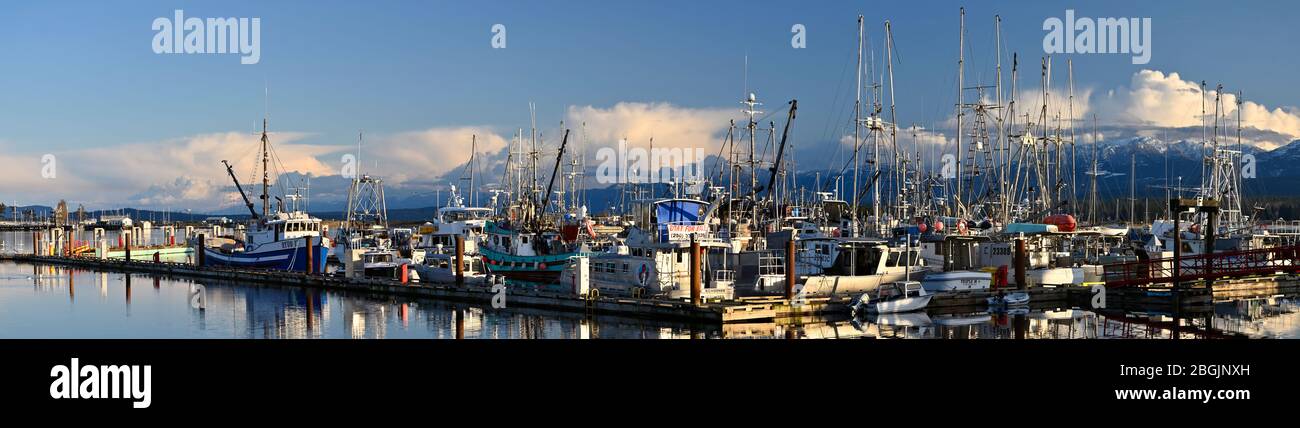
260 118 270 219
885 21 899 224
1090 114 1099 225
954 7 965 218
1068 59 1077 217
852 15 864 235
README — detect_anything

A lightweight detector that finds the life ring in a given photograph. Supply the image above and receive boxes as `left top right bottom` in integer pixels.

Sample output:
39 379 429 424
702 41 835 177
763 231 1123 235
957 221 968 234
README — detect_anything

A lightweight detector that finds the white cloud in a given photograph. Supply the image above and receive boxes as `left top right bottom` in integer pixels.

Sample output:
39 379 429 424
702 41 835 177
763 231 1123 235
1095 70 1300 146
0 131 337 210
354 127 511 185
566 102 735 154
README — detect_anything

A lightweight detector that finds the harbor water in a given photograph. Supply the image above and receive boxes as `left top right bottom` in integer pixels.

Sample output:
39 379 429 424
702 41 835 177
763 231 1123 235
3 260 1297 339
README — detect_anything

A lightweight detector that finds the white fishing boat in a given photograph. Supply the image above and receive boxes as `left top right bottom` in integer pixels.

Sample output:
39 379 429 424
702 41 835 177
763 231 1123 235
411 252 487 285
850 281 932 315
782 238 930 297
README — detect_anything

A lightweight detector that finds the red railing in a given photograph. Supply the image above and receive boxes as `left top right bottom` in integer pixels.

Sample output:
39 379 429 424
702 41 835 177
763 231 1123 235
1103 245 1300 287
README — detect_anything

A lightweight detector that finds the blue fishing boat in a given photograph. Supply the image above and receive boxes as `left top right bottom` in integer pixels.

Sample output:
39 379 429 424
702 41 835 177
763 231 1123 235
200 119 330 274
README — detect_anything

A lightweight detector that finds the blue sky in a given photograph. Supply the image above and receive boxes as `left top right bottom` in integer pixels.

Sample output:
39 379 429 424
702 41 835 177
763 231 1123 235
0 0 1296 211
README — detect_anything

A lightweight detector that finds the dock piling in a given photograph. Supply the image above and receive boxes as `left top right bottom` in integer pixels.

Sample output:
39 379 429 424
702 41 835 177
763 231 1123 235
305 235 314 274
1014 237 1027 290
690 234 701 306
196 233 205 266
785 236 796 300
455 235 465 285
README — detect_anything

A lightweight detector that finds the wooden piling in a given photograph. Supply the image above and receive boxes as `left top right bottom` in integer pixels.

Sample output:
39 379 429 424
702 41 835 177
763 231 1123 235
785 236 796 300
124 231 131 262
305 235 314 274
455 235 465 285
1014 237 1027 290
196 233 205 267
690 234 702 306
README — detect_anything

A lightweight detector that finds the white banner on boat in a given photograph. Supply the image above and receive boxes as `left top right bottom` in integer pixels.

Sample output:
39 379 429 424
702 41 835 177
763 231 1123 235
667 224 708 241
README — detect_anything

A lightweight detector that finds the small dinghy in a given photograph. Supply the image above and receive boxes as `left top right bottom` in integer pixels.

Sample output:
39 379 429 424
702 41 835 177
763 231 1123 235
850 281 932 315
987 291 1030 307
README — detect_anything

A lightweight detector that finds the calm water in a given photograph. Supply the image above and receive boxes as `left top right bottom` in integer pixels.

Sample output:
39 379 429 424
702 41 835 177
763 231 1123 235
3 231 1298 339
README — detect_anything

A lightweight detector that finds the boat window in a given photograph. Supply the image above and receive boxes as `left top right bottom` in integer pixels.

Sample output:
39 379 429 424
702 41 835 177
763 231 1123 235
521 236 529 244
622 263 629 273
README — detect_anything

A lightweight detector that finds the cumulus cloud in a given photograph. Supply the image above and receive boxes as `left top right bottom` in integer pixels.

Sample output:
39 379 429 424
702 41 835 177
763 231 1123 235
566 102 736 155
353 127 511 186
1095 70 1300 147
0 131 338 210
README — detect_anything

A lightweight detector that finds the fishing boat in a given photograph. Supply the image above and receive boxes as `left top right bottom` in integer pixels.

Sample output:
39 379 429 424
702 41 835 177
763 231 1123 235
785 238 931 297
200 119 330 273
850 281 932 315
358 248 401 279
480 127 594 284
408 185 492 277
481 221 589 283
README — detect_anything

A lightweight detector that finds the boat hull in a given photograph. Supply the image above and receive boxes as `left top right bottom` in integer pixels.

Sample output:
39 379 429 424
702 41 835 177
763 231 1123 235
921 271 991 292
869 295 933 313
480 247 586 284
795 268 928 297
202 238 328 274
411 263 487 285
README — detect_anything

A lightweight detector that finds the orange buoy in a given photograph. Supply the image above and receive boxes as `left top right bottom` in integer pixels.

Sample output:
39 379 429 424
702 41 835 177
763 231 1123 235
1042 214 1077 232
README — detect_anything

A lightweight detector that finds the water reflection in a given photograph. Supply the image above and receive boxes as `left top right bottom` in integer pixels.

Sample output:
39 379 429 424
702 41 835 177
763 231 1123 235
4 260 1300 339
0 261 717 338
